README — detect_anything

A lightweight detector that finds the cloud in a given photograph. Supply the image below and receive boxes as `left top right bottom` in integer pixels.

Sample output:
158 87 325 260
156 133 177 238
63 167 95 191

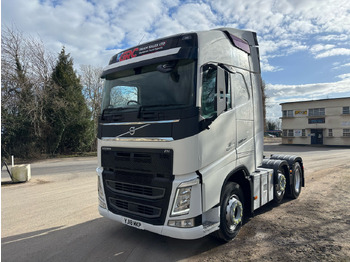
317 34 350 42
265 77 350 120
310 43 350 59
2 0 350 85
310 44 335 53
266 77 350 104
314 48 350 59
3 0 350 122
337 73 350 80
333 62 350 70
3 0 350 68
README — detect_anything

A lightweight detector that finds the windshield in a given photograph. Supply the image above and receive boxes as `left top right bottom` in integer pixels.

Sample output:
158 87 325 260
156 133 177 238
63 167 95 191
101 60 196 113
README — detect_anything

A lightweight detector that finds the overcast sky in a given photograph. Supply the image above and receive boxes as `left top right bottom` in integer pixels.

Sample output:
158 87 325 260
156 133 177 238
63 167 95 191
2 0 350 120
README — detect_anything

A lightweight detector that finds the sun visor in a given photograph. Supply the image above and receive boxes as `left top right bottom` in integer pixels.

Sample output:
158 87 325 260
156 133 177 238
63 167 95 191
102 34 198 78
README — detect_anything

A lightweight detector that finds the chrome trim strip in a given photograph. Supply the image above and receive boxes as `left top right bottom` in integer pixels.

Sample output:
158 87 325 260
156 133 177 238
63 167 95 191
100 119 180 126
101 137 174 142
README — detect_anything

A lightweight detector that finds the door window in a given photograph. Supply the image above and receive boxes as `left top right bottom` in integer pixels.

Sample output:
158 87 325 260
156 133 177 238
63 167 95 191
201 65 217 119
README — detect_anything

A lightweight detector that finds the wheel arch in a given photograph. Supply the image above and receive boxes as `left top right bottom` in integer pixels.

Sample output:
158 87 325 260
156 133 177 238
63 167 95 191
220 165 252 216
269 154 305 190
260 158 289 202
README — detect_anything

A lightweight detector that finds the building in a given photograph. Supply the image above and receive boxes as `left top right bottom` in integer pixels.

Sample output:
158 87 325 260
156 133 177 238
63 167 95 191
280 97 350 146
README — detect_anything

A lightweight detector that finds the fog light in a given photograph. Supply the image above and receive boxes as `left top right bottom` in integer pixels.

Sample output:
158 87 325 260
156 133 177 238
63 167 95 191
168 218 195 228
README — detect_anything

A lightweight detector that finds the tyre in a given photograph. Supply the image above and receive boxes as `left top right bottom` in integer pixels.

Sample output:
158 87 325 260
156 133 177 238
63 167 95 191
216 182 244 242
274 169 286 203
290 162 302 199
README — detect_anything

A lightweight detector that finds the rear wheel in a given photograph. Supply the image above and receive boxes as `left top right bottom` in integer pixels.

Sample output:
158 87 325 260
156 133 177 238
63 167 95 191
274 170 286 203
216 182 244 242
290 162 302 199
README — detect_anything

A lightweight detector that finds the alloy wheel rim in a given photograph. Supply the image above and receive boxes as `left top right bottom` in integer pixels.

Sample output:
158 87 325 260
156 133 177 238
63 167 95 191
225 195 243 232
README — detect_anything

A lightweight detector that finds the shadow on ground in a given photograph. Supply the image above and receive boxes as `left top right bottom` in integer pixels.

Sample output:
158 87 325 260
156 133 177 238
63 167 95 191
1 217 220 262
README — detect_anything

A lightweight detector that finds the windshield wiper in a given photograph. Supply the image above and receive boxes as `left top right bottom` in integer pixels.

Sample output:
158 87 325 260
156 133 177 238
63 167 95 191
102 107 130 120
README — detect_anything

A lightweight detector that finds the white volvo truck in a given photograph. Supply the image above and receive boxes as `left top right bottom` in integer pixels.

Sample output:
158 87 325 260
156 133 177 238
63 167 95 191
97 28 304 242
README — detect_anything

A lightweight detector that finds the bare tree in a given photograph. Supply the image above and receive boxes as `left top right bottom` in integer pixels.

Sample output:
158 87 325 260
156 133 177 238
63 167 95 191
1 25 55 157
26 36 55 138
79 64 104 145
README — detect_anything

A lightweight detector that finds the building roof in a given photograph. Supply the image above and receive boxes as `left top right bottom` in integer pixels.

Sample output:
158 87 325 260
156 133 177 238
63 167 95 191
280 97 350 106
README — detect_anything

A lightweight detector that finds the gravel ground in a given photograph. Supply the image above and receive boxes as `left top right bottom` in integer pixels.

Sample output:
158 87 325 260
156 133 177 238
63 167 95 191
186 141 350 262
2 141 350 262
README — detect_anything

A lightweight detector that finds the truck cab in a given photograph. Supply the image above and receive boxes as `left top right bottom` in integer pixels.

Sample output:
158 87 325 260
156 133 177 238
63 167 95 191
97 28 304 241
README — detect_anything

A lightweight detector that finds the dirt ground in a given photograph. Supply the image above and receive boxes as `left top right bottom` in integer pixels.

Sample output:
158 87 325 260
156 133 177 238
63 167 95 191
187 141 350 262
2 141 350 262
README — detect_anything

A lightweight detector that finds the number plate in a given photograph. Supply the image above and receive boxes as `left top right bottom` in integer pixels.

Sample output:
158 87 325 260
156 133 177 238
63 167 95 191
123 217 144 229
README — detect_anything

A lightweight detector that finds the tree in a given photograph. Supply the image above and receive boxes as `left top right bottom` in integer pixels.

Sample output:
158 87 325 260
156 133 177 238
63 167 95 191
80 64 104 149
1 25 46 158
2 25 96 158
266 120 276 131
44 48 94 154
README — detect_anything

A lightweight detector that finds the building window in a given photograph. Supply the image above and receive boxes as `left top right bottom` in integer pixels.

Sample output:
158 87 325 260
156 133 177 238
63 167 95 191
283 110 293 117
309 108 325 116
329 129 333 137
282 129 294 137
302 129 306 137
308 118 325 124
344 129 350 137
343 107 350 114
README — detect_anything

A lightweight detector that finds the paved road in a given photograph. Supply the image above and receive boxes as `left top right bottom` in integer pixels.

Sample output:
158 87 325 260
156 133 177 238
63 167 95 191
1 157 97 180
2 156 219 262
1 145 349 261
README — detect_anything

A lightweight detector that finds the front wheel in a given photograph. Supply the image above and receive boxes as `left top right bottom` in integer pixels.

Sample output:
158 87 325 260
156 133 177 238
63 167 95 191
216 182 244 242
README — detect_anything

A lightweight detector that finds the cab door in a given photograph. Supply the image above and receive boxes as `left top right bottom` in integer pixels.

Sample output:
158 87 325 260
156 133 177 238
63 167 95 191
199 64 236 167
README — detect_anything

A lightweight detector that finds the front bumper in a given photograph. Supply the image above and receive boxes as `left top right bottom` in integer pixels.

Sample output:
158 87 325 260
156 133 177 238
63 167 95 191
99 206 207 240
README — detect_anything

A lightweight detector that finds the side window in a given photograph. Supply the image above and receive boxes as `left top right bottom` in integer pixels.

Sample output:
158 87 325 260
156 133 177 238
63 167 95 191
201 65 217 119
231 73 249 107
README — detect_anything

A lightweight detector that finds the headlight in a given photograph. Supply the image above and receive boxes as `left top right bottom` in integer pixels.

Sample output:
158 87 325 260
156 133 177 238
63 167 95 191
172 186 192 216
171 178 199 216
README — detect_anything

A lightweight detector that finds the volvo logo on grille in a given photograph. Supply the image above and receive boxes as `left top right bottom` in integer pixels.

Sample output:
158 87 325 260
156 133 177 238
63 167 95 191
116 123 150 138
129 127 136 136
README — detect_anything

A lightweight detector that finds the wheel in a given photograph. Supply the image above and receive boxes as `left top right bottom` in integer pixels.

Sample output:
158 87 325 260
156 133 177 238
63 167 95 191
216 182 244 242
274 170 286 203
290 162 302 199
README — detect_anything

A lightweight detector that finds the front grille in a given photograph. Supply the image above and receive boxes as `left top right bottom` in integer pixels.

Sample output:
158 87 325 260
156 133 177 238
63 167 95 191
101 147 174 225
105 180 165 199
114 152 151 164
109 198 161 218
